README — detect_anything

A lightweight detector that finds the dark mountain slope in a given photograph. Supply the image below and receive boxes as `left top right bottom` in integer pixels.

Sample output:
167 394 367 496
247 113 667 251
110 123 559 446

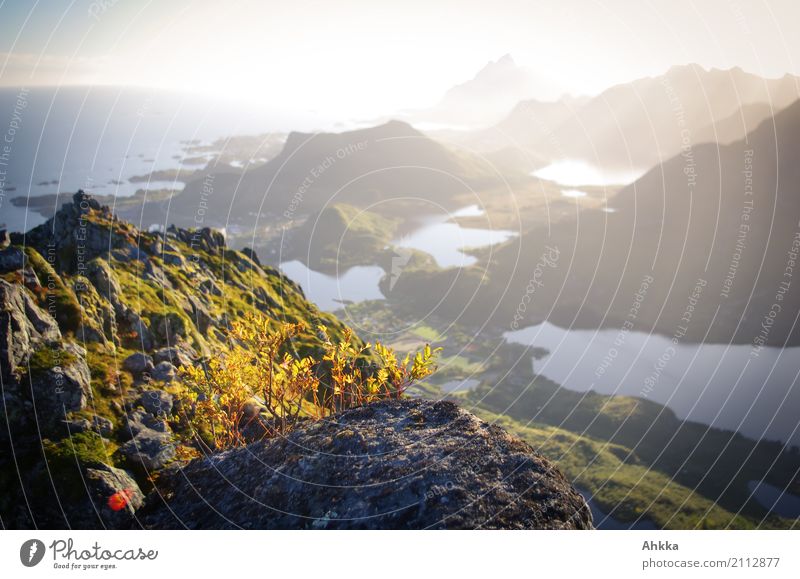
141 121 511 229
485 65 800 171
389 98 800 348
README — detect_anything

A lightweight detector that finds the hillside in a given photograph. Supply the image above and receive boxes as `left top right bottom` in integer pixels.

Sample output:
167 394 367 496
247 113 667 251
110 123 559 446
282 203 399 273
0 191 357 528
388 98 800 347
136 121 511 232
0 191 587 529
482 64 800 170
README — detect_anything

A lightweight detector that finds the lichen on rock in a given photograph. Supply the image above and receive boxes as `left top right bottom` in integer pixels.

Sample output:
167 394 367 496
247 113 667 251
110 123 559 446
138 399 593 529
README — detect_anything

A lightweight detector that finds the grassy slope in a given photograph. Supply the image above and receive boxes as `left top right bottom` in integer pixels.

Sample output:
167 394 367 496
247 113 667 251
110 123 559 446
463 374 799 529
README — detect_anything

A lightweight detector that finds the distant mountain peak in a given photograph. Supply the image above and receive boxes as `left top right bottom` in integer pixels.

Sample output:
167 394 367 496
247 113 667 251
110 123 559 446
405 54 559 127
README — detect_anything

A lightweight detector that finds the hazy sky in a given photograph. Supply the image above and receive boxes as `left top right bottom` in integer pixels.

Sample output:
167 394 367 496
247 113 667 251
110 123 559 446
1 0 799 117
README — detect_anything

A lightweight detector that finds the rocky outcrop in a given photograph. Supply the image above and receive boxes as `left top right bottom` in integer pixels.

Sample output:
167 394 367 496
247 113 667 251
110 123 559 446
138 400 592 529
119 429 176 471
0 278 91 434
0 279 60 380
85 464 145 527
27 342 92 428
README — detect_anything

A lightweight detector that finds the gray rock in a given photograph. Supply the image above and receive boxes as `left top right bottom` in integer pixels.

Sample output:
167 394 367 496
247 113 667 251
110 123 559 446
86 258 123 315
120 430 175 470
242 247 260 265
122 409 170 440
186 295 214 333
123 311 154 351
137 389 174 415
75 323 108 345
151 361 177 383
153 346 193 368
161 252 185 267
64 418 92 434
91 415 115 437
0 279 62 380
85 463 144 527
138 400 593 529
198 278 222 296
150 312 187 346
29 342 92 428
143 260 173 289
22 267 41 290
23 191 117 272
122 352 154 375
149 235 163 257
22 290 62 343
0 246 24 272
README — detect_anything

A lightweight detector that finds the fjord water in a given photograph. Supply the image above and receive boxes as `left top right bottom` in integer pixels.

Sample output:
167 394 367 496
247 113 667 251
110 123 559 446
277 260 386 311
532 158 644 186
0 86 333 231
504 322 800 446
393 205 517 267
279 205 517 309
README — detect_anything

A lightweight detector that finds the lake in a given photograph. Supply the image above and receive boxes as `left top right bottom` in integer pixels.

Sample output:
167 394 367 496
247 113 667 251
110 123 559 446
504 322 800 446
278 260 386 312
280 205 517 309
532 159 644 187
747 480 800 518
393 204 517 268
0 86 341 232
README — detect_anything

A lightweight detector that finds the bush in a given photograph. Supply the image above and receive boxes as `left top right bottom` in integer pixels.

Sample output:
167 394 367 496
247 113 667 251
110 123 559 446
178 314 439 450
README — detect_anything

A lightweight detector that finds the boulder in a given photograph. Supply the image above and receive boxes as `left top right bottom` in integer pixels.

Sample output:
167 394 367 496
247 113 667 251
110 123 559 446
0 280 62 380
119 430 175 470
151 361 177 383
122 352 154 375
186 295 213 334
198 278 222 296
86 258 123 315
137 389 174 416
123 311 154 351
137 400 593 529
63 418 92 434
242 247 261 265
153 346 193 368
28 343 92 429
0 246 24 272
122 409 170 440
91 415 115 437
150 312 187 346
85 464 144 527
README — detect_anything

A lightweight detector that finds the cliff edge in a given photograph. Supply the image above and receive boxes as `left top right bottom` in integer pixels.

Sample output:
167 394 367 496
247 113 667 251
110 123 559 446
138 399 593 529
